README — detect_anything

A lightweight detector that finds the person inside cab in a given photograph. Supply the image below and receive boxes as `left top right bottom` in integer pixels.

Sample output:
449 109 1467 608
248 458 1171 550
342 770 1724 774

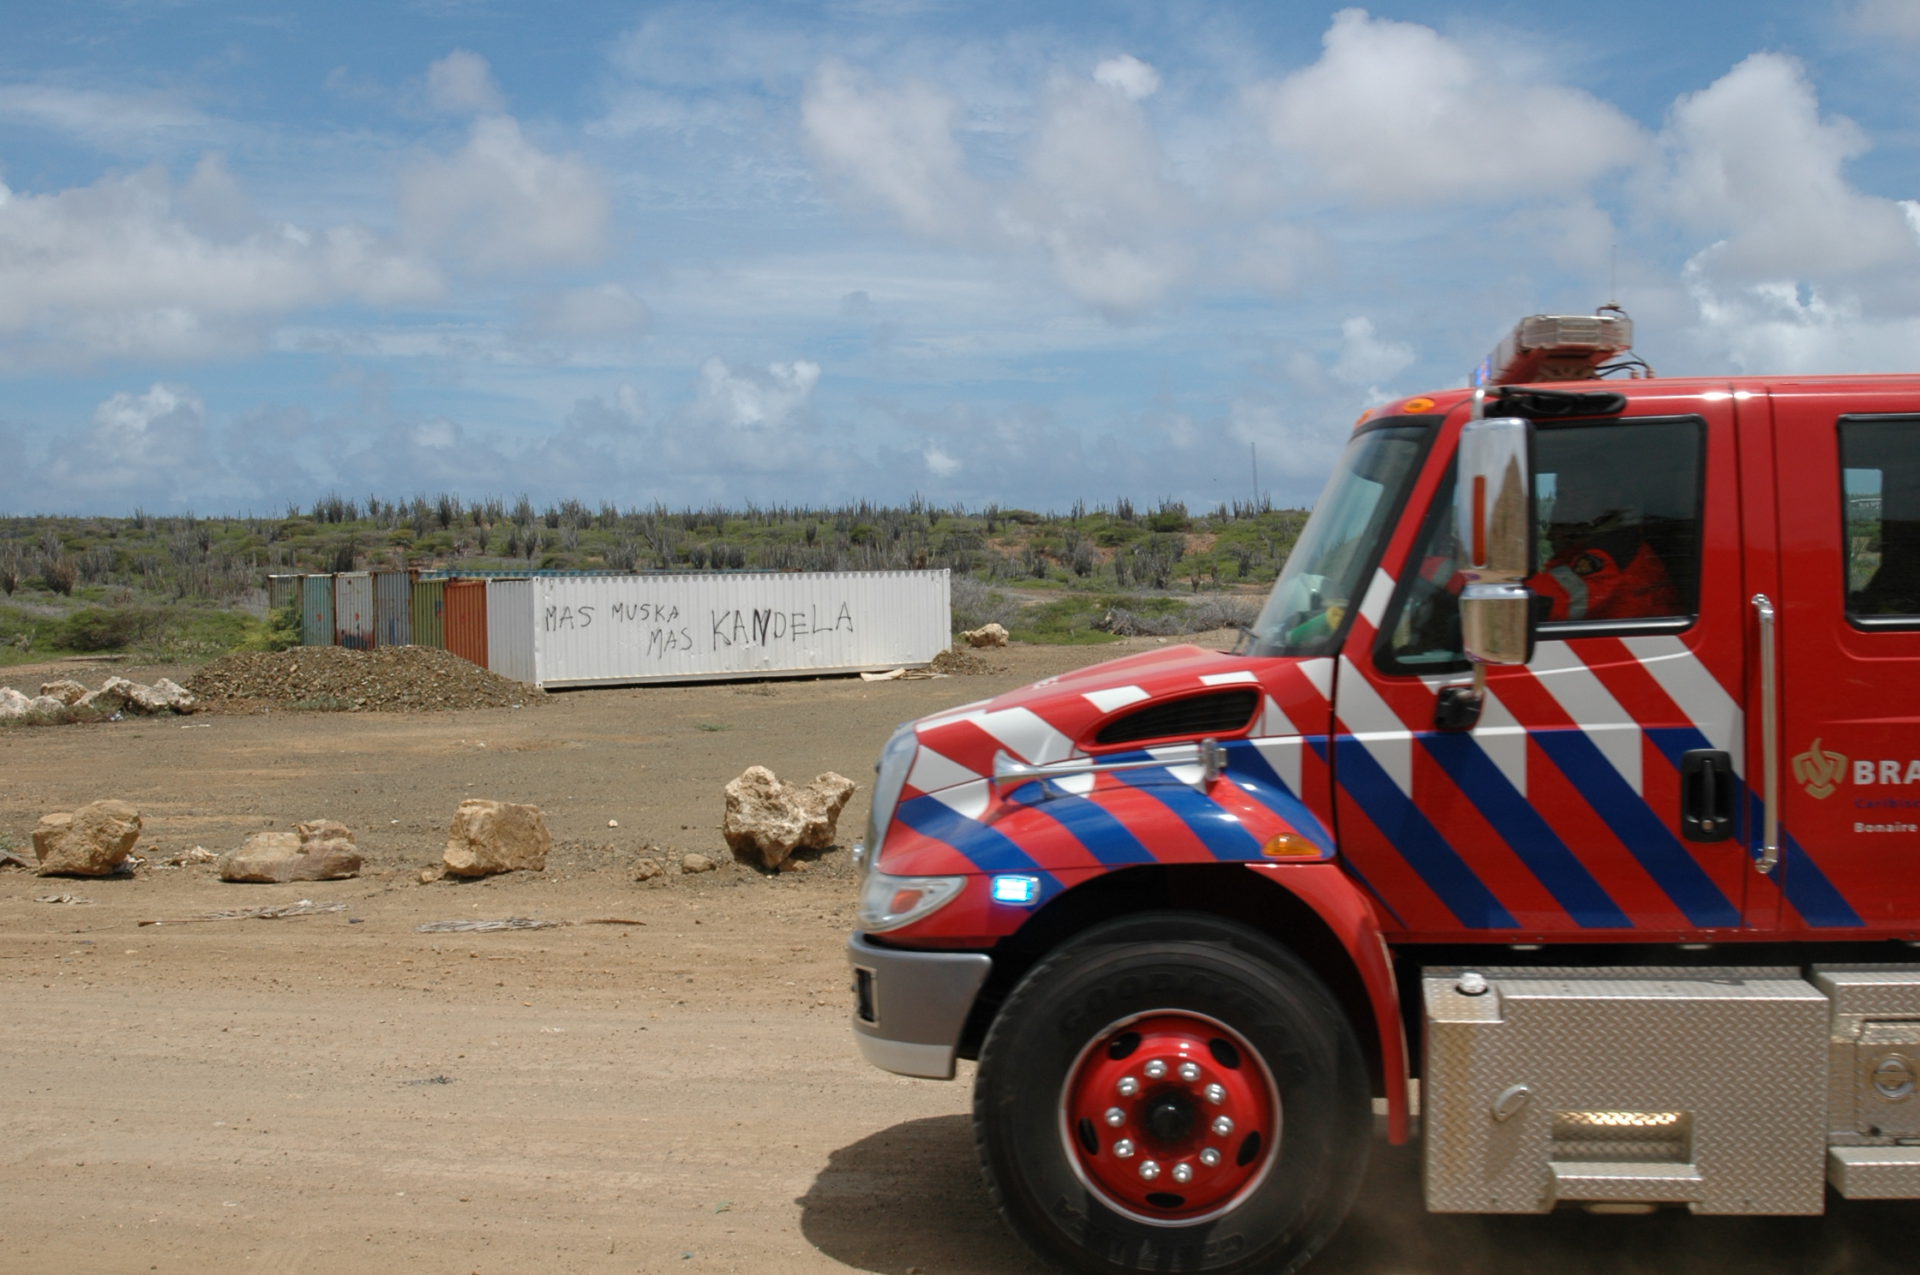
1530 477 1677 622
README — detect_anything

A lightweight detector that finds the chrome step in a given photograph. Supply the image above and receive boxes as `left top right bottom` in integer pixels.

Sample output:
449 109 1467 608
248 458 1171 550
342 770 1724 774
1829 1146 1920 1199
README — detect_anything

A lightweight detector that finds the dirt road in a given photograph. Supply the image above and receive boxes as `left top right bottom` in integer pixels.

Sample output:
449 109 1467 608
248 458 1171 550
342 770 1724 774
2 645 1914 1274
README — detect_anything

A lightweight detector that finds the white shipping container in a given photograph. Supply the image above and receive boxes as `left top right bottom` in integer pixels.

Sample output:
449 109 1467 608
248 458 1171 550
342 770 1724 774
525 570 950 687
486 579 535 683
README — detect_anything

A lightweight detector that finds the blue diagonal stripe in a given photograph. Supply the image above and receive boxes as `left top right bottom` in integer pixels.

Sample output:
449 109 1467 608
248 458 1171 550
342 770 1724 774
895 794 1057 886
1531 730 1740 928
1110 768 1266 860
1335 739 1518 929
1219 740 1335 853
1420 733 1631 928
1004 784 1160 867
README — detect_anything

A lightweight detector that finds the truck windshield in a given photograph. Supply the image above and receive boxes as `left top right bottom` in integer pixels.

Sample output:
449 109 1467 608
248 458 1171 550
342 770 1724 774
1247 421 1432 657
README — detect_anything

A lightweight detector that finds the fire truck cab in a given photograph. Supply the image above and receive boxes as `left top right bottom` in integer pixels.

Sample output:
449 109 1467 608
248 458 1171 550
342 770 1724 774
847 313 1920 1274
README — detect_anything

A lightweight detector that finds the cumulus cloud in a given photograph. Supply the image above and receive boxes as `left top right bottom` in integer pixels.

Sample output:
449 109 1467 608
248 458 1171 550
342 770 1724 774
802 60 986 240
1645 53 1918 283
398 116 612 270
427 50 507 115
41 384 212 503
1093 55 1160 101
803 54 1190 314
0 159 440 369
1329 316 1414 391
694 357 821 429
1256 9 1645 205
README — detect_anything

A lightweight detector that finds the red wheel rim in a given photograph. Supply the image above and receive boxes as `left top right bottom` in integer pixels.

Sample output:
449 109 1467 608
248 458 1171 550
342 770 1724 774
1060 1011 1280 1223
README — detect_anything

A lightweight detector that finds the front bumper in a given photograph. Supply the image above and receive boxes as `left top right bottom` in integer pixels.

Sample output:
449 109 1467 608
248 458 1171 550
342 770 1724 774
847 933 993 1080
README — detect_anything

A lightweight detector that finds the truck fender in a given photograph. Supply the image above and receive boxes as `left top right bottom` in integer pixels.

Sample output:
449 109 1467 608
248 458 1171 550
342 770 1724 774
1244 860 1409 1143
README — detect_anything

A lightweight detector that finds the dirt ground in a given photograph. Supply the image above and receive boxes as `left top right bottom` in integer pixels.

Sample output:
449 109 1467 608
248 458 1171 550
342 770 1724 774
2 642 1915 1275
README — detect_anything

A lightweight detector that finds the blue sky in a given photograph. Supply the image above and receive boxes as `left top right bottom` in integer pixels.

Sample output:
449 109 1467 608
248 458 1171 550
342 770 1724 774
4 0 1920 516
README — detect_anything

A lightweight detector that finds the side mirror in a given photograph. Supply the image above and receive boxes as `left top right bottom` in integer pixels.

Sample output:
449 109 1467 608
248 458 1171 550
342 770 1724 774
1455 416 1534 666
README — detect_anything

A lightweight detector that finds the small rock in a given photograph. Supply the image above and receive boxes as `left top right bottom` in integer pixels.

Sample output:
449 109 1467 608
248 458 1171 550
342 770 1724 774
443 799 552 877
681 853 715 875
722 766 857 870
962 622 1010 648
219 822 362 883
33 800 142 876
608 819 619 828
419 864 447 885
39 679 88 706
632 858 664 881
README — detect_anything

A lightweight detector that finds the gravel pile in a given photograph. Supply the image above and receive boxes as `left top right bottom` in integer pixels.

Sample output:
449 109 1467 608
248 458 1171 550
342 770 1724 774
185 647 545 712
929 647 1004 675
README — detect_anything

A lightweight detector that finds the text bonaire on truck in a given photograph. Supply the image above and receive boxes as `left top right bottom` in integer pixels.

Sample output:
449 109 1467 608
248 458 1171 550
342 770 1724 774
845 307 1920 1275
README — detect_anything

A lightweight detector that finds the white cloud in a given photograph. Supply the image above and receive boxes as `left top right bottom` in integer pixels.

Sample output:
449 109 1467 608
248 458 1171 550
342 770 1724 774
1329 316 1414 390
1255 9 1645 205
1645 53 1917 283
923 443 960 477
520 283 652 340
694 357 821 429
0 84 215 154
0 160 441 369
1093 55 1160 101
1846 0 1920 42
398 116 612 270
801 60 987 240
427 50 507 115
41 384 212 503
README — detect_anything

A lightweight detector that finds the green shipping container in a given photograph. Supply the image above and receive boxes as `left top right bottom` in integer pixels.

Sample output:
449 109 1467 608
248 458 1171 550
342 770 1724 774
411 578 446 649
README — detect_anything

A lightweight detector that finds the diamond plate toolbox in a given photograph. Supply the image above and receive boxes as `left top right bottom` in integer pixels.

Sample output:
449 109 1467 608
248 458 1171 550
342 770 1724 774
1422 967 1827 1215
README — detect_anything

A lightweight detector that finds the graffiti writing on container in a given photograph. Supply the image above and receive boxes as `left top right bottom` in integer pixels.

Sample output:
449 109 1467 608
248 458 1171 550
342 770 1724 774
543 602 695 656
711 603 855 647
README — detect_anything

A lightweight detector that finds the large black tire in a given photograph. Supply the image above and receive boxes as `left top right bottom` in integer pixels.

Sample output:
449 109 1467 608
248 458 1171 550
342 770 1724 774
974 912 1369 1275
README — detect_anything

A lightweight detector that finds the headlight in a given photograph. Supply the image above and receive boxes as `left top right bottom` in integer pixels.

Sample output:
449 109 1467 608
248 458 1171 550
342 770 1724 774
860 721 920 879
857 869 965 933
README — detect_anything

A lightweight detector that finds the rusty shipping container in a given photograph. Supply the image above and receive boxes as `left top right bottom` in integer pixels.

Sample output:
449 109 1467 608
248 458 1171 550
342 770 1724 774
443 578 489 668
373 570 413 647
520 569 950 687
411 579 446 650
333 572 375 650
300 575 336 647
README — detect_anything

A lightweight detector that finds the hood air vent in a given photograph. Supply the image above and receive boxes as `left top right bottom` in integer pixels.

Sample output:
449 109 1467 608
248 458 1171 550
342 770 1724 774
1094 690 1259 747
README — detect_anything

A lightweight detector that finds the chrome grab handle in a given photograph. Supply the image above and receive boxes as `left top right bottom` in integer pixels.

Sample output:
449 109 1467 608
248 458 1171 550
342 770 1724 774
1753 594 1780 875
992 738 1227 794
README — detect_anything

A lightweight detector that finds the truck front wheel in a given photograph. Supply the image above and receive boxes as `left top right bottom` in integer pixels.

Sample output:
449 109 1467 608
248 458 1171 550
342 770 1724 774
974 913 1368 1275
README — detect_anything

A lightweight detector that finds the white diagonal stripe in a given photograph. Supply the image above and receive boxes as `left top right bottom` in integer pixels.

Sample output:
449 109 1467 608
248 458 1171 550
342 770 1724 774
974 706 1075 765
1258 693 1297 737
1084 685 1151 713
1359 567 1395 627
1531 641 1640 794
1625 635 1743 767
1201 671 1258 686
908 743 984 793
1338 656 1412 794
1252 736 1305 796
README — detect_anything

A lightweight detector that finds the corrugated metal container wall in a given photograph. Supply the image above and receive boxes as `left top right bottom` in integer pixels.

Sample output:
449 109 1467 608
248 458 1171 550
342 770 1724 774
411 579 446 649
373 571 413 647
333 572 375 650
443 579 489 668
485 579 535 683
528 569 950 687
267 574 302 614
301 575 336 647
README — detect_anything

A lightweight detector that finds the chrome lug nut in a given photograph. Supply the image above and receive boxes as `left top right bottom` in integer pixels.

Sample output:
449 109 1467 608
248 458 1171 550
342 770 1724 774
1179 1061 1202 1082
1117 1076 1140 1098
1139 1160 1161 1181
1114 1139 1135 1159
1204 1083 1226 1105
1104 1106 1126 1127
1144 1060 1168 1079
1211 1115 1234 1137
1199 1147 1222 1167
1172 1163 1193 1184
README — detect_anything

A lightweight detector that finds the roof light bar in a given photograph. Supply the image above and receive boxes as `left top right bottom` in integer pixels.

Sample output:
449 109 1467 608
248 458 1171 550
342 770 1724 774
1471 311 1634 388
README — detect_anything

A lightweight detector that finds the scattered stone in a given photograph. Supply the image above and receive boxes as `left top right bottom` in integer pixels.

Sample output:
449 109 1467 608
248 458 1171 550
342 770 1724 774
633 858 665 882
443 799 552 877
33 799 142 876
0 686 30 720
39 679 88 706
76 678 134 715
722 766 857 870
419 864 447 885
160 846 219 867
680 853 716 874
962 622 1010 648
127 678 197 715
219 822 363 883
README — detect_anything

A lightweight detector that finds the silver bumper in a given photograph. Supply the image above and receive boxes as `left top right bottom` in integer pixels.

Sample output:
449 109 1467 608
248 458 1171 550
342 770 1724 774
847 933 992 1080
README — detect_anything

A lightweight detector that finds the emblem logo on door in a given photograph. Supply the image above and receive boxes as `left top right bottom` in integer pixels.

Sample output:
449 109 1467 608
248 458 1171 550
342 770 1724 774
1792 738 1847 799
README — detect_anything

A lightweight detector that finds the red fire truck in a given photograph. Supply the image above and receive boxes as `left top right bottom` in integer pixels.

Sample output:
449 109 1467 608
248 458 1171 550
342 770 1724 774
846 311 1920 1273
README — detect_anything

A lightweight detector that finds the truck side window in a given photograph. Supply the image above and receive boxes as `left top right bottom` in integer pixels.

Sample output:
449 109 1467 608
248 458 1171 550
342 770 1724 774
1842 417 1920 621
1533 418 1702 627
1379 418 1704 672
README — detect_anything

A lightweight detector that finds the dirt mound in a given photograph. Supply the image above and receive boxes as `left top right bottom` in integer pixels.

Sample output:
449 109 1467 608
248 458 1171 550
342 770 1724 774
929 646 1005 675
185 646 545 713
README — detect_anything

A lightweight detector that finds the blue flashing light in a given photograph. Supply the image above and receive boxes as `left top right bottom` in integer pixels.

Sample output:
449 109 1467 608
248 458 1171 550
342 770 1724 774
991 874 1041 906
